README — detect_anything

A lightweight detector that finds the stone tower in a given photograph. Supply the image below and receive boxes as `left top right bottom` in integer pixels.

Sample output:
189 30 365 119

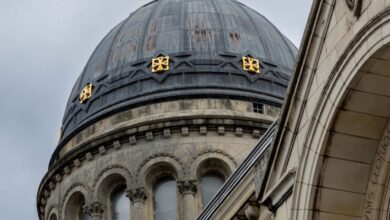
37 0 296 219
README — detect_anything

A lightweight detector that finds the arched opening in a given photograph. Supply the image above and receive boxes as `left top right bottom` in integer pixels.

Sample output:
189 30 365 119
96 173 130 220
294 41 390 220
49 214 57 220
80 210 89 220
110 186 130 220
153 177 178 220
64 192 90 220
200 172 225 207
195 158 231 208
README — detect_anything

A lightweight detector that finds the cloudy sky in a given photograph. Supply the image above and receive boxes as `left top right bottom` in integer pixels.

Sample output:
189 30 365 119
0 0 312 219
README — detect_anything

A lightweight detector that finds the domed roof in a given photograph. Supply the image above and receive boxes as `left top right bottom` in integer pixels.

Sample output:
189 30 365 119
60 0 297 146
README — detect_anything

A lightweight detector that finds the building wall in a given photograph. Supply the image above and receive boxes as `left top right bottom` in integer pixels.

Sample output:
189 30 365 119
266 0 390 220
38 99 279 220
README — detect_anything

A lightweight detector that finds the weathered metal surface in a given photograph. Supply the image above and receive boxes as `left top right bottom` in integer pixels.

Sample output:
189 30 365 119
53 0 297 166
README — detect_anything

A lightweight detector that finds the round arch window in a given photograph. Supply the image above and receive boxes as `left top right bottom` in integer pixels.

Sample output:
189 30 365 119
200 173 225 207
153 177 178 220
79 204 89 220
111 188 130 220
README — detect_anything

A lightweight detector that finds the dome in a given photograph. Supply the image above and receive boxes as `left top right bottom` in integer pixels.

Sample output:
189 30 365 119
60 0 297 147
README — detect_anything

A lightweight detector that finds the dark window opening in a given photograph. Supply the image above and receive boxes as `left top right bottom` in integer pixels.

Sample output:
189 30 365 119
253 103 264 114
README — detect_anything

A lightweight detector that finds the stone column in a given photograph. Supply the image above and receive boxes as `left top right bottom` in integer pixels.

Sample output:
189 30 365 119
178 180 198 220
126 187 147 220
84 202 104 220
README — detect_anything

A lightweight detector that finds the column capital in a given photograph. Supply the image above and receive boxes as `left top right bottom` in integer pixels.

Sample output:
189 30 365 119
83 201 105 217
177 180 198 195
126 187 147 203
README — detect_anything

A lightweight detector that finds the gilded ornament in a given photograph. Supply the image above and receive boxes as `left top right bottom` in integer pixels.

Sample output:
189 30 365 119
79 83 93 104
242 57 260 74
152 56 170 73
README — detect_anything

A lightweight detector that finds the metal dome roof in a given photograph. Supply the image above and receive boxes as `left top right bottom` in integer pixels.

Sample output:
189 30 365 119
59 0 297 146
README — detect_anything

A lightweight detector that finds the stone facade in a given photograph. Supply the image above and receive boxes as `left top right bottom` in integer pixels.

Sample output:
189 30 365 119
199 0 390 220
38 99 278 220
38 0 390 219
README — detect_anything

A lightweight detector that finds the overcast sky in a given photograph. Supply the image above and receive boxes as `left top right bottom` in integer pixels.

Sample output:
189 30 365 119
0 0 312 219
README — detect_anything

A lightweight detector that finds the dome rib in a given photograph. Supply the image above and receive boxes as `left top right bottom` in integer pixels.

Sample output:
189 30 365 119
137 0 164 60
254 11 297 67
210 0 228 52
103 15 133 76
231 0 270 57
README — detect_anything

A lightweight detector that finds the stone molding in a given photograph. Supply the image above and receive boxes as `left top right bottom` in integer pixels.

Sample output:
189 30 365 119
92 164 133 189
136 153 184 180
261 169 295 213
254 147 272 200
61 183 90 207
192 149 238 167
38 123 266 219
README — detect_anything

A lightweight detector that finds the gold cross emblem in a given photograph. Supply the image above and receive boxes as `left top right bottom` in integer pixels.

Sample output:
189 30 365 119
152 56 170 73
79 83 93 104
242 57 260 74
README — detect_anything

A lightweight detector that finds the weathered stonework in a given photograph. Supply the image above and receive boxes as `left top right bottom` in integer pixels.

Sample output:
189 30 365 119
37 98 278 220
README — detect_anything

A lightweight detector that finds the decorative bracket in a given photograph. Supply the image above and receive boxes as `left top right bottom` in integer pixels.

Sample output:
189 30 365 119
242 56 260 74
79 83 93 104
152 55 170 73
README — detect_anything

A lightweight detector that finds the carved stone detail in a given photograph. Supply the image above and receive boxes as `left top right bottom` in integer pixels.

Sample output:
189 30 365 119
98 146 106 155
235 127 243 137
136 153 184 178
244 203 260 220
200 126 207 135
163 128 171 138
254 147 272 199
146 132 154 141
64 166 71 175
253 129 261 138
345 0 362 17
85 152 93 161
129 135 137 145
192 149 237 166
92 164 132 189
126 187 147 203
113 140 121 150
178 180 198 195
218 126 225 135
74 159 81 168
182 127 189 136
83 202 105 216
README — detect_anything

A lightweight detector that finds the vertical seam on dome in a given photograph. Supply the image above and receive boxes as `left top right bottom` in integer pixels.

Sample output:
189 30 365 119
103 16 133 75
230 0 270 56
179 0 185 52
210 0 228 52
255 12 297 66
76 26 120 94
137 0 165 60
